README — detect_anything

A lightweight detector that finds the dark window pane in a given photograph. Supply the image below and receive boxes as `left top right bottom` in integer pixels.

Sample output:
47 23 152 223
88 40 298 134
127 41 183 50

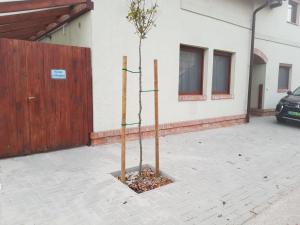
212 53 231 94
179 47 203 94
278 66 290 90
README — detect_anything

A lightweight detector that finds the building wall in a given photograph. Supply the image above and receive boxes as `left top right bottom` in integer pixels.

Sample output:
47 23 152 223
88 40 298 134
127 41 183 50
42 13 92 48
180 0 253 28
256 0 300 46
255 0 300 109
89 0 252 132
256 39 300 109
251 64 266 109
41 0 256 134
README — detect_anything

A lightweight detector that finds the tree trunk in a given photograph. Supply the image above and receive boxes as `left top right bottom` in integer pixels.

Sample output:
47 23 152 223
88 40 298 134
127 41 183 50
138 37 143 175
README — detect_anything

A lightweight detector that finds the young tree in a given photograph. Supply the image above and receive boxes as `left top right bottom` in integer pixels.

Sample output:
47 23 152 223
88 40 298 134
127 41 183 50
127 0 158 174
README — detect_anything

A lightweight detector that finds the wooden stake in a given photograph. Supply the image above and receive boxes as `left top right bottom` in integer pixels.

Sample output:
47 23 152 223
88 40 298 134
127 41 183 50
154 59 160 177
121 56 127 183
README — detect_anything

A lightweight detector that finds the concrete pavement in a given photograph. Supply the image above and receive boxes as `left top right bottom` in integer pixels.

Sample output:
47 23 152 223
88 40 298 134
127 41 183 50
1 117 300 225
245 185 300 225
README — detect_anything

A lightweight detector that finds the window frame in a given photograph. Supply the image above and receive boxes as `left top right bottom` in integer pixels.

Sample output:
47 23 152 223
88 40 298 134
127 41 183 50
287 0 298 25
178 45 205 96
278 64 291 92
212 50 232 95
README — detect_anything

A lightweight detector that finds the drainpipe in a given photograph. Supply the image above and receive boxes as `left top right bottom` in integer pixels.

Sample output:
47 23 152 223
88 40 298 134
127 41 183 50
246 0 284 122
246 1 269 123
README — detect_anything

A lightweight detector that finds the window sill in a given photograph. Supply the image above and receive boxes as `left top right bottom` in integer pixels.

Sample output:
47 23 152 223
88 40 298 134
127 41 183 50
211 94 233 100
179 95 207 102
278 89 288 93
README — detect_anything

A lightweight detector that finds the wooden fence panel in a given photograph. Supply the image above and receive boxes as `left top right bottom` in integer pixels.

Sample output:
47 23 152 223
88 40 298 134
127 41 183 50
0 39 16 157
0 38 93 158
26 41 47 153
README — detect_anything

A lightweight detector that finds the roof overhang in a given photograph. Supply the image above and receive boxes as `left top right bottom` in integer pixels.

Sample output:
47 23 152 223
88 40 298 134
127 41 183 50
0 0 93 41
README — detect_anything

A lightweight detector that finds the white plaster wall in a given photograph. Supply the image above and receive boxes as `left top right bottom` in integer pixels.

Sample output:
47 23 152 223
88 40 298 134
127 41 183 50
42 13 92 48
7 0 300 132
256 39 300 109
90 0 252 132
256 0 300 48
181 0 253 28
252 0 300 109
251 64 266 109
39 0 256 132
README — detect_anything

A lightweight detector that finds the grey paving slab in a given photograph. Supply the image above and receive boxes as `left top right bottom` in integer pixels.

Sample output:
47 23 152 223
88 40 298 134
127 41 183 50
1 117 300 225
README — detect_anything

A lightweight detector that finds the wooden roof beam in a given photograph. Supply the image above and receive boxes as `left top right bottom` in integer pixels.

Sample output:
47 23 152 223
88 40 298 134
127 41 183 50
0 25 47 39
0 7 71 26
0 0 91 13
0 18 58 33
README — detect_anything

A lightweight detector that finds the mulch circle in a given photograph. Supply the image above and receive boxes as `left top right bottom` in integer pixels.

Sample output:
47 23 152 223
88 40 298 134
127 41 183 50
118 167 173 193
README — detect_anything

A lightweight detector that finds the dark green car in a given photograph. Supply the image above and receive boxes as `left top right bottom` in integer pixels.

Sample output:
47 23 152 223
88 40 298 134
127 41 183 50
276 87 300 123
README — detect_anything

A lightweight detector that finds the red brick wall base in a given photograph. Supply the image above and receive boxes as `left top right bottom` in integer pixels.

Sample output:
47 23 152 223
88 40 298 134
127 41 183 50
250 109 275 117
90 114 247 145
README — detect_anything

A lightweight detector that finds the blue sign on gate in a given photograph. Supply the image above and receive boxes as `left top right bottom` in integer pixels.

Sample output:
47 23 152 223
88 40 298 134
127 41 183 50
51 69 67 80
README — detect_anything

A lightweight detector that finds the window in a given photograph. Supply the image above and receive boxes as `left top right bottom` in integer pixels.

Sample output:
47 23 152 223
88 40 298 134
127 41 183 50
287 0 298 24
278 65 291 91
212 51 232 95
179 45 204 95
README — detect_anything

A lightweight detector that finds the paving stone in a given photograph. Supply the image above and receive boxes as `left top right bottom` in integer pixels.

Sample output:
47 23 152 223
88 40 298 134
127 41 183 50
1 117 300 225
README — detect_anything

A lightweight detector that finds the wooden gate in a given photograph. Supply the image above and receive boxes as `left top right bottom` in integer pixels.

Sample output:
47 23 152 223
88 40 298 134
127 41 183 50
0 38 93 158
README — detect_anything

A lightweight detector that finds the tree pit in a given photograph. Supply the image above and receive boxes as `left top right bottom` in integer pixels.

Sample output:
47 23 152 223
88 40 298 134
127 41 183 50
113 165 173 194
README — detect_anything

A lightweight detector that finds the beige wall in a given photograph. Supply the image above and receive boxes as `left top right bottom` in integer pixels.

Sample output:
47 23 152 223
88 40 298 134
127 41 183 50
254 0 300 109
181 0 254 28
251 64 266 109
256 39 300 109
256 0 300 48
42 13 92 48
88 0 251 132
41 0 253 132
41 0 300 132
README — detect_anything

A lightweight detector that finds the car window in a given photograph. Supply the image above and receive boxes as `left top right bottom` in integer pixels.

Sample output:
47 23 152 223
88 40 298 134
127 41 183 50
294 87 300 96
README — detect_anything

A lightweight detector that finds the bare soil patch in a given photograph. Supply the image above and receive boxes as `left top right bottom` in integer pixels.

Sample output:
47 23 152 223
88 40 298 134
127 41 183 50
117 167 173 193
